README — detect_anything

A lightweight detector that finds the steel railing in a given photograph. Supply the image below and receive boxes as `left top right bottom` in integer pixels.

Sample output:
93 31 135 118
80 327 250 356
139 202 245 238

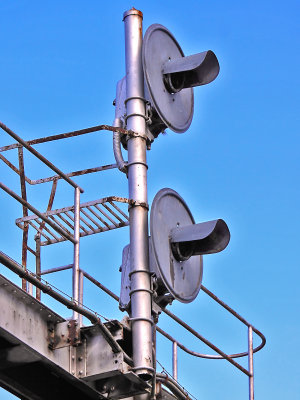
0 121 129 318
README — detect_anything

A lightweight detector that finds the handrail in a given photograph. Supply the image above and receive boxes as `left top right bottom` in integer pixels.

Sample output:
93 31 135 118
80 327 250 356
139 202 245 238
162 308 250 376
0 251 133 367
71 270 266 369
0 182 76 243
158 286 266 361
0 121 84 192
0 123 133 152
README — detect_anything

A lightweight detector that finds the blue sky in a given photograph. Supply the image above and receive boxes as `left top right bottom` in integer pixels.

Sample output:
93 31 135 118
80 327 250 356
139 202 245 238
0 1 299 399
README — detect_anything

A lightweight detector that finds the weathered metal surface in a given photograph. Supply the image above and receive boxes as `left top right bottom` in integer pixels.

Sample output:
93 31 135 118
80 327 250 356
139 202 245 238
0 121 84 192
0 274 147 399
0 124 136 152
150 188 203 303
15 196 130 246
0 182 76 243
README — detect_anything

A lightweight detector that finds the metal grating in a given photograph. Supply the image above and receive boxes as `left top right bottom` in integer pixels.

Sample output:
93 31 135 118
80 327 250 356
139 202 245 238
15 196 130 246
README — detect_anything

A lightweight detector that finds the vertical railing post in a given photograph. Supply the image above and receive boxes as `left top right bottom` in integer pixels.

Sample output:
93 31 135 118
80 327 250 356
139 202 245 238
172 341 178 381
72 187 80 321
123 8 153 380
18 146 29 292
78 269 84 327
248 326 254 400
35 233 41 300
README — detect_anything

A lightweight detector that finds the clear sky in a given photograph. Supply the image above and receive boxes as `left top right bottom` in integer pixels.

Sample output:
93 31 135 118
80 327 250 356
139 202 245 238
0 1 299 399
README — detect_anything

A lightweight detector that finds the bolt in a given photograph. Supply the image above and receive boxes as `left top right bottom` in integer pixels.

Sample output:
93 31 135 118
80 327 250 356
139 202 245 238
78 356 83 361
111 386 115 392
71 370 75 375
74 321 78 326
67 323 71 328
78 370 83 375
72 355 75 360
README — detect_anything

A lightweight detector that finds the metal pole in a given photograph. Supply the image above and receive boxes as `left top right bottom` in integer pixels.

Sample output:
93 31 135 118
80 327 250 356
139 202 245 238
35 234 41 300
172 341 178 381
123 8 153 380
72 187 80 320
248 326 254 400
78 269 84 327
18 147 29 292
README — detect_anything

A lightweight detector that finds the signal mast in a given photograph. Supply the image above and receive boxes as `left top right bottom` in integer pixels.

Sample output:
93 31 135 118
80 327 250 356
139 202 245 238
0 7 265 400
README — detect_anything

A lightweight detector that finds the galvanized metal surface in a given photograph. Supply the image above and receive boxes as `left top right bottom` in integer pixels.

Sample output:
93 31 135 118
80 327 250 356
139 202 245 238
124 8 153 380
0 8 266 399
142 24 194 133
150 188 203 303
0 274 148 399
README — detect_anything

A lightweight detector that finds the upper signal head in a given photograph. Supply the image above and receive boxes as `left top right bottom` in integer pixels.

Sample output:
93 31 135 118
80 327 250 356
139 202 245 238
142 24 219 135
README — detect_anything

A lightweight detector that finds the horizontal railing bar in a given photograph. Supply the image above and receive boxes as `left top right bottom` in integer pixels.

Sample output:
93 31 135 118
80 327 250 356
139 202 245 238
201 285 266 351
78 271 263 367
0 124 133 152
0 182 76 244
40 264 73 275
82 270 119 302
30 163 118 185
0 153 32 184
0 251 133 366
156 325 263 360
162 307 251 376
0 121 84 193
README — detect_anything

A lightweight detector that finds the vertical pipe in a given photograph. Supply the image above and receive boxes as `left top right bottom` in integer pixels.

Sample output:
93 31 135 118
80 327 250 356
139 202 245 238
248 326 254 400
172 341 178 381
35 234 41 300
123 8 153 380
72 187 80 321
18 147 29 292
78 270 84 327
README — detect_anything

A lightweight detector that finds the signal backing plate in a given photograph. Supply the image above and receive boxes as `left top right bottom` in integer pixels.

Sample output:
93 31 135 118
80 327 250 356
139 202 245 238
150 188 203 303
142 24 194 133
